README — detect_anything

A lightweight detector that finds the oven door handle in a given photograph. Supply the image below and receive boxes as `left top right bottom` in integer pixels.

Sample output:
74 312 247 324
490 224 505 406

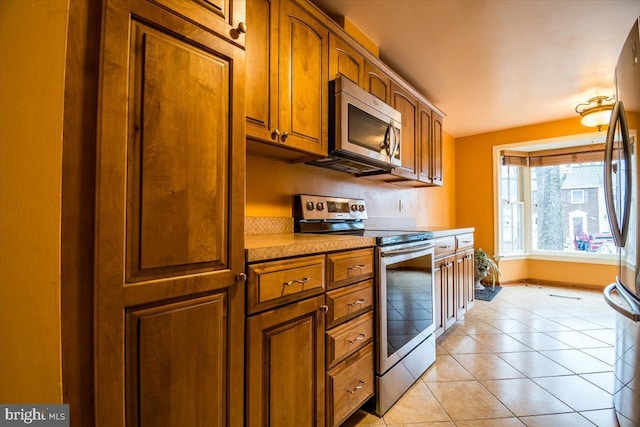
381 244 434 257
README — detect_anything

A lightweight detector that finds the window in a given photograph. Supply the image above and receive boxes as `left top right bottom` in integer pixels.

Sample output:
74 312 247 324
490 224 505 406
497 140 620 257
530 162 606 253
570 189 584 204
499 164 525 254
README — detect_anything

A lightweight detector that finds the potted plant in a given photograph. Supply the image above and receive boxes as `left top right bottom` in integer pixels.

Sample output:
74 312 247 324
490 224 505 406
474 248 500 291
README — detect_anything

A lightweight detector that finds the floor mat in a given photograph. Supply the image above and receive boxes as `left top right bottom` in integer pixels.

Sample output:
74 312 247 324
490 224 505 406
475 286 502 302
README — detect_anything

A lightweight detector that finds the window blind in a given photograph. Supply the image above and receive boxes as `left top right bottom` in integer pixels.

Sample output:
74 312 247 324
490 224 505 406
501 144 608 167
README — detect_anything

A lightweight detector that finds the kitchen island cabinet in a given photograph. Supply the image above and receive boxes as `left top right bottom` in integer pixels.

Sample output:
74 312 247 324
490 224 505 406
246 0 328 161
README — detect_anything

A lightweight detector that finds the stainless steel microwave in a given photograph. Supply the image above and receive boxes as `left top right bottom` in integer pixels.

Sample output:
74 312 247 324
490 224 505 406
307 76 402 175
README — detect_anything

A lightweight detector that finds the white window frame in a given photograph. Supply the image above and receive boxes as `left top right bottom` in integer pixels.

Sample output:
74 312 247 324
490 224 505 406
492 131 625 265
570 189 585 204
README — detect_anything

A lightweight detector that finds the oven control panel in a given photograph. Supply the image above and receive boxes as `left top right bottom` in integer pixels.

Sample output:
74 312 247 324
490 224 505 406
296 194 367 221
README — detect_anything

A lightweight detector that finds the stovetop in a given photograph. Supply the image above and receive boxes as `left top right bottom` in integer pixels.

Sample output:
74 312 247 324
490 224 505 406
294 194 437 245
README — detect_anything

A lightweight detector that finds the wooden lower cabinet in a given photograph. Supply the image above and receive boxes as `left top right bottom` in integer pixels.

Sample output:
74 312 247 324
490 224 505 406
326 344 374 427
246 294 326 427
456 248 475 319
433 233 475 338
126 294 230 427
435 254 456 334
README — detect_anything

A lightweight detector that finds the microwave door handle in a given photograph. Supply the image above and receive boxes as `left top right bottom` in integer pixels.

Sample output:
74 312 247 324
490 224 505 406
389 123 399 160
382 123 392 158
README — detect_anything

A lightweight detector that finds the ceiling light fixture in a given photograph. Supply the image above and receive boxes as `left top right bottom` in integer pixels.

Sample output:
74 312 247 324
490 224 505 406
575 95 616 131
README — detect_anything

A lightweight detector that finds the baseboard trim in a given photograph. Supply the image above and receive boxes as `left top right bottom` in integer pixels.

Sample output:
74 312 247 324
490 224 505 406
491 278 606 291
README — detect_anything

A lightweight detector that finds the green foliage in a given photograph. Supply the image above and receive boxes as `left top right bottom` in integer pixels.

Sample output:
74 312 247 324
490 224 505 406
474 248 501 287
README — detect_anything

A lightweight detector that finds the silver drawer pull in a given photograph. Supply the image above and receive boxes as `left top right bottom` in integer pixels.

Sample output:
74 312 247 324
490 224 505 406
347 298 366 307
348 333 366 344
461 240 472 244
347 264 366 271
283 277 310 287
347 380 366 394
439 245 452 249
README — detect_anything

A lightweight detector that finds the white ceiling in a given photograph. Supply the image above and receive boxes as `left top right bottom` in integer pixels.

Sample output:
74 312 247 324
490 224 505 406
311 0 640 138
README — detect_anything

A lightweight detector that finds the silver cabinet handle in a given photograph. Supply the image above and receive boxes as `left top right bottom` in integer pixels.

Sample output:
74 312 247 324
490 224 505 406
347 298 365 307
319 305 329 313
235 273 247 282
348 333 366 344
346 380 366 394
283 277 310 287
280 131 289 142
271 129 280 140
236 22 247 34
347 264 366 271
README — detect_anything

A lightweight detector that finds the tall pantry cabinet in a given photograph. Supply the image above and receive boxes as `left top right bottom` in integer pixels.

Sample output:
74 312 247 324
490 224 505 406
93 1 246 426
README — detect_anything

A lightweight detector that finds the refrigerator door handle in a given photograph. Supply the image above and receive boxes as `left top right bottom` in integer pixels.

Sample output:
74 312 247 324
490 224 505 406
604 282 640 321
604 100 632 247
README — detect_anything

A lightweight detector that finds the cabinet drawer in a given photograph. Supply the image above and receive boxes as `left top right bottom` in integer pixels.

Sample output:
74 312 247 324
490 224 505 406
326 280 373 328
456 233 474 251
326 311 373 368
247 254 325 314
433 237 456 257
327 248 374 289
326 344 374 427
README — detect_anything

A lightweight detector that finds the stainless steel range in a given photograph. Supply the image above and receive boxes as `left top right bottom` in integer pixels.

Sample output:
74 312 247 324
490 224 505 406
294 194 436 415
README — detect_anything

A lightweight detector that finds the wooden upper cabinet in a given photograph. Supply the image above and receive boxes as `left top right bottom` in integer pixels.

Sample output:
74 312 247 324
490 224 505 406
279 0 328 157
363 60 391 103
431 112 444 186
389 82 419 181
245 0 278 144
418 102 433 184
329 33 364 85
245 0 328 160
151 0 246 46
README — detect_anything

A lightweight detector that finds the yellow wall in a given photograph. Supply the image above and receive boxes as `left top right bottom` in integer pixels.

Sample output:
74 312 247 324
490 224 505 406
0 0 69 403
246 132 457 228
455 116 639 288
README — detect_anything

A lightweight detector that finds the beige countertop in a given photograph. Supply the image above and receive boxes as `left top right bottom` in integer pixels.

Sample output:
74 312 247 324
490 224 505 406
244 227 475 262
245 233 376 263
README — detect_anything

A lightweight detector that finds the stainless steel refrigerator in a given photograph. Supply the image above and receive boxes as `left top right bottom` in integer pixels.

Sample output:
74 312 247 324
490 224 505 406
603 17 640 427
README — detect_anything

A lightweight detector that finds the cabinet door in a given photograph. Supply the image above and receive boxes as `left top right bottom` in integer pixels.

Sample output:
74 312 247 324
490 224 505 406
151 0 246 46
126 295 229 427
390 82 419 180
418 102 433 184
463 249 475 309
279 0 328 157
329 33 364 85
247 295 326 426
431 112 444 186
95 1 245 425
363 60 390 103
455 248 475 318
455 253 468 319
246 0 280 144
442 255 457 329
433 260 445 338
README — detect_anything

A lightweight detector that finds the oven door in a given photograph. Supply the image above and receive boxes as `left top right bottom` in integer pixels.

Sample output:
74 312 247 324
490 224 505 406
377 242 435 374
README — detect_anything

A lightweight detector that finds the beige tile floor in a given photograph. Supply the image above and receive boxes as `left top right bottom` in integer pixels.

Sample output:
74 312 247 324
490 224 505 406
342 284 620 427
